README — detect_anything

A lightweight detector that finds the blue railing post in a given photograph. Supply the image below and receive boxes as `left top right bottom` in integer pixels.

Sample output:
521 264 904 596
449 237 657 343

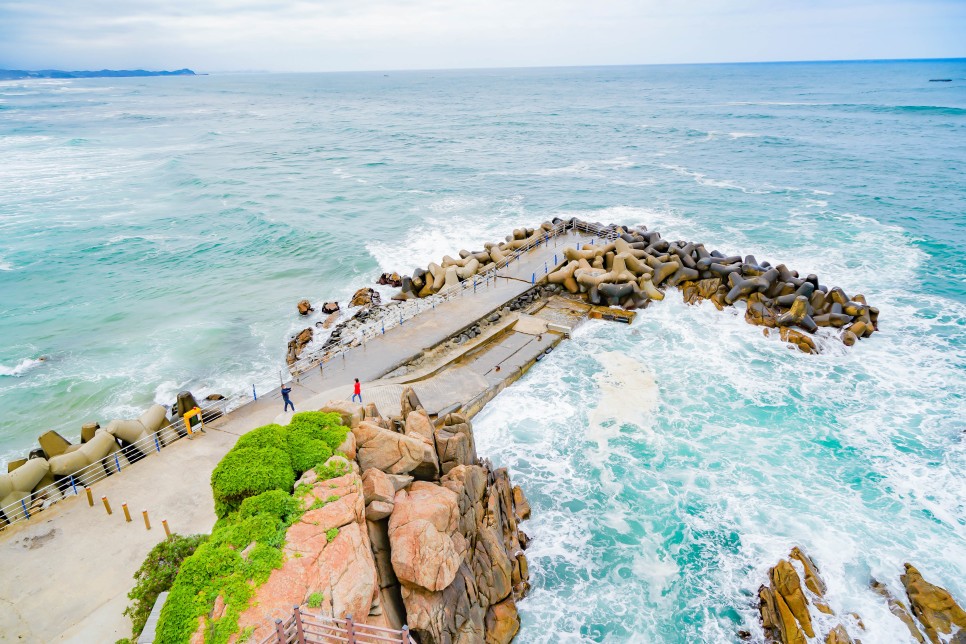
554 254 558 265
154 435 161 452
115 454 122 472
21 498 30 519
531 272 535 285
252 383 257 401
70 475 77 495
544 261 548 274
382 322 385 334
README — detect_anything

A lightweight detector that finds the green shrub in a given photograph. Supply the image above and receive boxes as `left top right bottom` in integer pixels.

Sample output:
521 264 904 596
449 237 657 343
307 592 324 608
325 527 339 543
233 424 288 452
315 457 350 481
289 412 348 451
286 430 333 475
237 489 300 524
123 533 207 637
211 447 294 518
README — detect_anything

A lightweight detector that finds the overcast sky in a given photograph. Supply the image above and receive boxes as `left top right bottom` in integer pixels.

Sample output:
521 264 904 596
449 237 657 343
0 0 963 72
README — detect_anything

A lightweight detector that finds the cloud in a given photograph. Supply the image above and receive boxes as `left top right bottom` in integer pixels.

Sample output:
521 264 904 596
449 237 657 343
0 0 962 72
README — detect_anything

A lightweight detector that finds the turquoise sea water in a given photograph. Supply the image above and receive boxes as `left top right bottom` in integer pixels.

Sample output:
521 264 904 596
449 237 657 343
1 60 964 642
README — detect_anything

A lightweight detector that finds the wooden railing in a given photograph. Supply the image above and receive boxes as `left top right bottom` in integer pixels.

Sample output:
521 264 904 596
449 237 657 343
259 606 417 644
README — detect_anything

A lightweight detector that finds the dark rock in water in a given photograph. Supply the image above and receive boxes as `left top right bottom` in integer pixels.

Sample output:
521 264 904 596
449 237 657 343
321 301 340 314
377 272 403 287
285 328 313 365
929 79 952 82
297 299 313 316
205 393 225 401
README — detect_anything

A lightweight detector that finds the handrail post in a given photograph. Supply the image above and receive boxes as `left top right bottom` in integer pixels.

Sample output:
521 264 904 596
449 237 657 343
402 625 411 643
293 606 305 644
275 618 286 643
346 614 356 644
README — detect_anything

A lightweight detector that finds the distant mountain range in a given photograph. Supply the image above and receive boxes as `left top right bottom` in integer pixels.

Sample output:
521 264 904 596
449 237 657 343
0 68 197 80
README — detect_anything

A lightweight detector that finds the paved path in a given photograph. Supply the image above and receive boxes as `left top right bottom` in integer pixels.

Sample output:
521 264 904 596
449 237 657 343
0 227 596 643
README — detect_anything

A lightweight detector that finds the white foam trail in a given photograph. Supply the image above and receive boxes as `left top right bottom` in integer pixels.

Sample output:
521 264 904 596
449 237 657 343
0 357 45 377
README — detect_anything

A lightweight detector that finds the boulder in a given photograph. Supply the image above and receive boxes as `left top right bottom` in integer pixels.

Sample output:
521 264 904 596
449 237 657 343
297 299 313 315
389 482 461 591
511 486 530 522
400 387 423 419
320 400 365 428
484 598 520 644
401 563 485 644
362 468 395 505
350 288 381 308
434 413 477 475
353 421 425 475
377 272 403 287
321 301 340 314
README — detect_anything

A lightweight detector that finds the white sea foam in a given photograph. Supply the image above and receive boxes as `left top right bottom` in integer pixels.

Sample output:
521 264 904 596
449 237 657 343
0 357 46 377
474 207 966 642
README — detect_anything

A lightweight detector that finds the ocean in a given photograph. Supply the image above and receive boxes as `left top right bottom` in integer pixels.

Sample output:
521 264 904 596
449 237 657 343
1 60 964 642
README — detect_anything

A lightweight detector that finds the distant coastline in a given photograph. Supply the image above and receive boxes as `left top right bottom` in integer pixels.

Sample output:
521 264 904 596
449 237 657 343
0 68 197 80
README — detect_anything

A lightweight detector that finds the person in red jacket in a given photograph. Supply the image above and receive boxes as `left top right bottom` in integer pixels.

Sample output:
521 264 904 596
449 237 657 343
352 378 362 403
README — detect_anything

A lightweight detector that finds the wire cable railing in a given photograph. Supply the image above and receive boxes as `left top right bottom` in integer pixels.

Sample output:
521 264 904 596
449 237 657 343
0 396 238 530
258 607 417 644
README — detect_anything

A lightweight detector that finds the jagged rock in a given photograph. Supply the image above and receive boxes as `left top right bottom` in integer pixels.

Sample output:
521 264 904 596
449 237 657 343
825 625 853 644
512 485 530 522
789 547 826 597
366 500 394 521
321 301 340 314
405 410 440 481
484 598 520 644
321 311 341 329
363 468 395 505
297 299 313 315
353 420 425 475
770 560 814 638
351 287 381 308
435 413 477 475
401 563 485 643
901 563 966 644
400 387 422 420
337 431 357 460
286 327 314 365
871 578 925 643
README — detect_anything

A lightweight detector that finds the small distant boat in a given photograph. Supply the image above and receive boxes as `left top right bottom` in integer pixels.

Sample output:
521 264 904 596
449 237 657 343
929 79 952 82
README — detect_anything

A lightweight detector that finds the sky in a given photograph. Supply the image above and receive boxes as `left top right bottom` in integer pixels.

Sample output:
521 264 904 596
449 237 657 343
0 0 963 72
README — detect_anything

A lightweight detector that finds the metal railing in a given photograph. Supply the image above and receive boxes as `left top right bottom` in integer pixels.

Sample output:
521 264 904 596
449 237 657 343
0 396 239 530
287 219 621 377
258 606 416 644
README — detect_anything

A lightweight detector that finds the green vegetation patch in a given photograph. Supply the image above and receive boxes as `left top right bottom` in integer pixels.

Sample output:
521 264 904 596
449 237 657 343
123 534 207 637
154 412 353 643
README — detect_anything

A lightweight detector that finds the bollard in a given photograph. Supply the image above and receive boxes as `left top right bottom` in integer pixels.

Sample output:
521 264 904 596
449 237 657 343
142 509 151 530
86 487 94 507
162 519 171 538
102 496 112 515
122 503 132 522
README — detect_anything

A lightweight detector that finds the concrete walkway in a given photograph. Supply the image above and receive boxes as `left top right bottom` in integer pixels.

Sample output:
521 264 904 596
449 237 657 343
0 227 596 643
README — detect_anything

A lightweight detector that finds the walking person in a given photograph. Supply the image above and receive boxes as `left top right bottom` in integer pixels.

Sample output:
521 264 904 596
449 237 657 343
352 378 362 403
281 385 295 412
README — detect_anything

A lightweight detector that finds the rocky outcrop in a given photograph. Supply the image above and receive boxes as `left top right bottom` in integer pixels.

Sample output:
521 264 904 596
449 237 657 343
350 389 528 643
759 550 966 644
286 327 313 365
900 563 966 644
378 272 403 287
353 421 425 475
297 299 314 315
233 468 380 642
321 301 340 314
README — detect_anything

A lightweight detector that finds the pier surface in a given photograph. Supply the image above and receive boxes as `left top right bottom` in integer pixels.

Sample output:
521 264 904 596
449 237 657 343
0 228 598 643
